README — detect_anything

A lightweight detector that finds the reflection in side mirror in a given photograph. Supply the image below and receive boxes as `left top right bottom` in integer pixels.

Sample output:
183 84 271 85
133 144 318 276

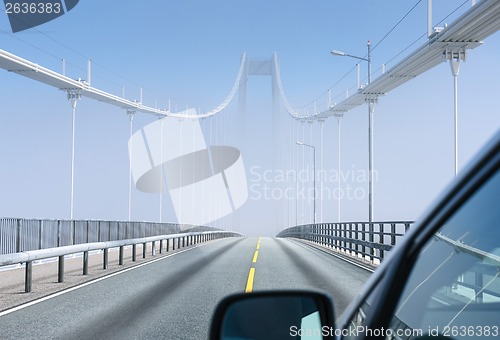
209 290 336 340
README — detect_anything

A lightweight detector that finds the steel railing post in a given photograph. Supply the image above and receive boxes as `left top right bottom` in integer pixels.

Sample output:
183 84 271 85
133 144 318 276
103 249 108 269
16 219 21 253
379 223 384 260
348 223 352 255
83 251 89 275
355 223 359 256
119 246 124 265
361 223 367 260
57 220 61 248
391 223 396 247
337 223 341 250
369 222 374 262
39 220 43 250
58 255 64 282
341 223 344 252
25 261 32 293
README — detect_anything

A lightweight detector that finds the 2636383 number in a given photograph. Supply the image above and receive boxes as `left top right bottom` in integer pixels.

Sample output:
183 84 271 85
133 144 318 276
440 325 499 337
5 2 62 15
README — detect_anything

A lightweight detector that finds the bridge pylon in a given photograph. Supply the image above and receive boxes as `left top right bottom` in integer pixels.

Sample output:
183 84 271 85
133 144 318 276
237 53 281 118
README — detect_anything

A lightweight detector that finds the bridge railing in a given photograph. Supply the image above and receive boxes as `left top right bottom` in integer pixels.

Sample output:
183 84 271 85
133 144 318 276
0 217 217 255
277 221 413 263
0 230 242 293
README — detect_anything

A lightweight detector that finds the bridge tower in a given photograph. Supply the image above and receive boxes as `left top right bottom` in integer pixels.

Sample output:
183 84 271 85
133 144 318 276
237 53 286 233
238 53 281 118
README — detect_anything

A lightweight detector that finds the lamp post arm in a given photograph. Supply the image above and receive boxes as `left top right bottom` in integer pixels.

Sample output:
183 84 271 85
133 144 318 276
346 53 369 62
332 50 369 62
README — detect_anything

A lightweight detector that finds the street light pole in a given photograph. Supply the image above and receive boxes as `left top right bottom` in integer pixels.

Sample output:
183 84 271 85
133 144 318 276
334 112 343 223
367 40 372 83
331 40 375 223
367 41 374 224
296 142 316 226
452 60 460 176
67 90 81 220
127 109 136 222
319 119 325 223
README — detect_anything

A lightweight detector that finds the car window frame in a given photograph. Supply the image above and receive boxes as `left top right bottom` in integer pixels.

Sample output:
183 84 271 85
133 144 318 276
338 131 500 338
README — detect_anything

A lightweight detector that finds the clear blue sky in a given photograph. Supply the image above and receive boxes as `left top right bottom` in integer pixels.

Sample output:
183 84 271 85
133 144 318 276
0 1 499 236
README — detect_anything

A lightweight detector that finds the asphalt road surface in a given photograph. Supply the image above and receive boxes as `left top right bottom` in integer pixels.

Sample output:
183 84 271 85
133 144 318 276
0 237 372 339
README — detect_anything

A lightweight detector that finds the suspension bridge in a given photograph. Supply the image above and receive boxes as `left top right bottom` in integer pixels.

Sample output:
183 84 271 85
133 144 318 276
0 1 499 338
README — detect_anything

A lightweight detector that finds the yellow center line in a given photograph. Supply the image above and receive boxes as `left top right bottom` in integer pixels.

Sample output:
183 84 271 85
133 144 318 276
252 250 259 263
245 267 255 293
245 237 261 293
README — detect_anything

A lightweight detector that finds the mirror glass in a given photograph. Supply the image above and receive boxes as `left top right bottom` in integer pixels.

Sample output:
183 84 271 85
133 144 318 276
220 295 327 340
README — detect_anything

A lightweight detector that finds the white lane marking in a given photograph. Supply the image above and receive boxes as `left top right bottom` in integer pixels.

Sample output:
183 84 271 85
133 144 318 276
287 239 375 273
0 243 211 317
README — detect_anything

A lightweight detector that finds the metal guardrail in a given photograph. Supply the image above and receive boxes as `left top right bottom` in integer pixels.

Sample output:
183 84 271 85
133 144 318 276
277 221 413 263
0 217 213 255
0 230 242 293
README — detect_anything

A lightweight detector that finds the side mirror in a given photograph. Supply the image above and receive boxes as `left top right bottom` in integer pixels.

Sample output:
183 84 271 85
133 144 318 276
209 290 336 340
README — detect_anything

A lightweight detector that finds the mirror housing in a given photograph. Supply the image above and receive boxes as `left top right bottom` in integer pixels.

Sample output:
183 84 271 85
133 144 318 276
209 290 336 340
